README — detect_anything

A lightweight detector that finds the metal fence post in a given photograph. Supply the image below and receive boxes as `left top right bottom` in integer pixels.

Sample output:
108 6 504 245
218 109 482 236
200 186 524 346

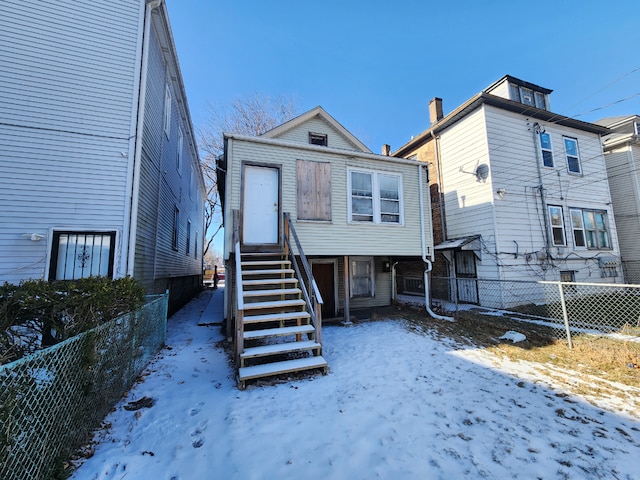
557 282 573 349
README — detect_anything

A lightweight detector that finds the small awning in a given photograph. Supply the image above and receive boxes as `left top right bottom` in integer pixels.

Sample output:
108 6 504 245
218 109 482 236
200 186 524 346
434 235 481 261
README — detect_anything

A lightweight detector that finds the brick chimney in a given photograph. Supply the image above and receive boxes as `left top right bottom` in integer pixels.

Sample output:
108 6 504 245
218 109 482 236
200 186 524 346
381 144 391 156
429 97 443 124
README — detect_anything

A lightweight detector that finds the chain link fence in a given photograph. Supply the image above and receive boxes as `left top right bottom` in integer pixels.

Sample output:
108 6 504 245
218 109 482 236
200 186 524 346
0 293 168 480
431 277 640 346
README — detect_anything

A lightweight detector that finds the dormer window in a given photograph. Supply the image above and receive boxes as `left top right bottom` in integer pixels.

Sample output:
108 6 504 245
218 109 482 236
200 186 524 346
309 132 328 146
509 83 548 110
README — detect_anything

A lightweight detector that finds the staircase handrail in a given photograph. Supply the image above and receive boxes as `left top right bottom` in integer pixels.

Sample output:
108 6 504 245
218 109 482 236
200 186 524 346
283 213 323 342
232 210 244 363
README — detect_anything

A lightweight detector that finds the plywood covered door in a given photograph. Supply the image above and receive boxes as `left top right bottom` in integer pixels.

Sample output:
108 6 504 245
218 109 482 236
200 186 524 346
242 164 280 246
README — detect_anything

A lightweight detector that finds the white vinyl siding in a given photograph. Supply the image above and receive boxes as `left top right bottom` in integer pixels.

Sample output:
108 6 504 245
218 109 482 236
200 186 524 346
602 146 640 282
273 117 362 150
431 104 620 286
223 136 431 258
0 0 144 284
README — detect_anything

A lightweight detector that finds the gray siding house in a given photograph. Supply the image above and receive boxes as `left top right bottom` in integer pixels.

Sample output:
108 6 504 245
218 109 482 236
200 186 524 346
596 115 640 283
0 0 205 311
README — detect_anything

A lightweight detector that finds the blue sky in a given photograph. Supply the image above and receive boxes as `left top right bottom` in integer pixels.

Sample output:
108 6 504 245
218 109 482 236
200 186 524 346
165 0 640 252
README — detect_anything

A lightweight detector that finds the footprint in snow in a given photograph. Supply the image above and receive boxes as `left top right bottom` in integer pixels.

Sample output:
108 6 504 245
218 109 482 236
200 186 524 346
189 402 205 416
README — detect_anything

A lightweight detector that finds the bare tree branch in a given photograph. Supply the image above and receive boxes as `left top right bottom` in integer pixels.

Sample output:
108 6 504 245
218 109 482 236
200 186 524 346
198 94 300 258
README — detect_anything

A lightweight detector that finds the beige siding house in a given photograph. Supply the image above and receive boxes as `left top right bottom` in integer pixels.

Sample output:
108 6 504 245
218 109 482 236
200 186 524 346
596 115 640 283
393 75 621 309
217 107 434 387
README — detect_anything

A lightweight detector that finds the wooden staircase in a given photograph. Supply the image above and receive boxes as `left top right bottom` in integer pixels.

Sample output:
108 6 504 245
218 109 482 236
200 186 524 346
236 252 328 389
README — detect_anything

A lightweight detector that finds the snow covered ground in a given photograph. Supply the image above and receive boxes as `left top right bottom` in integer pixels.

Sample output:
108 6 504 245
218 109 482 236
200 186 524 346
71 290 640 479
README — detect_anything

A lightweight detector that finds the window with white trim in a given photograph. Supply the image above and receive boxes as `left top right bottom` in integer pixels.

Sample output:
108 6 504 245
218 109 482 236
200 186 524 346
172 207 179 251
177 128 183 174
164 83 172 137
548 205 566 246
563 137 581 174
349 169 402 224
570 208 586 248
539 132 554 167
186 220 191 255
49 231 115 280
350 257 374 298
582 209 611 249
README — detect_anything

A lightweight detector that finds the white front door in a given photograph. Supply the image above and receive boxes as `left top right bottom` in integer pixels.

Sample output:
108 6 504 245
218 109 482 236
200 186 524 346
242 165 279 245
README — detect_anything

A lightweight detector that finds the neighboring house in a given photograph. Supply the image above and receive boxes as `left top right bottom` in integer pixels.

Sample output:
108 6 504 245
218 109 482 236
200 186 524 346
217 106 434 387
595 115 640 283
0 0 205 312
392 75 621 309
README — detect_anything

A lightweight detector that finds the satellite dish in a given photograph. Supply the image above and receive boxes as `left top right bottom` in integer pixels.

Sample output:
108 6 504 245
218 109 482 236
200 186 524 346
475 164 489 182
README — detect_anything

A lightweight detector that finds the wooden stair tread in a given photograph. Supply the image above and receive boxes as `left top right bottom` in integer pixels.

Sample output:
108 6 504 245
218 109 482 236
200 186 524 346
244 299 306 310
243 288 301 297
243 278 298 286
242 268 294 276
244 311 310 324
244 324 315 339
241 260 291 267
238 356 328 381
241 341 320 359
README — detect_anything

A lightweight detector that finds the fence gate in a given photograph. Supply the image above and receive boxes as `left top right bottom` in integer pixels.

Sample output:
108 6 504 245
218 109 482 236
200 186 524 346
455 250 478 304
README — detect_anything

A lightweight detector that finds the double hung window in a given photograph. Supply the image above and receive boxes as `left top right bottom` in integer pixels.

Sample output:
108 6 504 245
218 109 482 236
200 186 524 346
548 206 566 246
562 208 611 249
539 132 554 167
349 169 402 224
564 137 581 174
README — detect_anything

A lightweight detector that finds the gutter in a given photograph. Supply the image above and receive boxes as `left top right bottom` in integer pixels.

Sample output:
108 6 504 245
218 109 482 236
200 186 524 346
418 164 454 321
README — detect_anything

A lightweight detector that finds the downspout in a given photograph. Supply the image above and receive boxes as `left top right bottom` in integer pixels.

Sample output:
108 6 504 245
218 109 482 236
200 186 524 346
418 164 454 321
127 0 161 276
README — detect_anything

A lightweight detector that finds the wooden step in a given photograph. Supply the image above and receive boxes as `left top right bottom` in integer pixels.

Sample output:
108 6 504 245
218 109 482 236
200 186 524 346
244 324 315 340
243 278 298 287
243 299 306 311
243 288 301 298
238 356 328 383
240 341 321 360
242 260 291 267
242 268 295 276
243 311 310 324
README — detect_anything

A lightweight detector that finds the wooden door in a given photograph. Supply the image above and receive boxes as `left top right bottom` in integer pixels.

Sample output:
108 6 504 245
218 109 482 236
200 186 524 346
312 262 335 318
242 165 280 246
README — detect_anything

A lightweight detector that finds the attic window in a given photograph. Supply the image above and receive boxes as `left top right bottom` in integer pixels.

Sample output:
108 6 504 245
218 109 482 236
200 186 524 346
309 132 328 146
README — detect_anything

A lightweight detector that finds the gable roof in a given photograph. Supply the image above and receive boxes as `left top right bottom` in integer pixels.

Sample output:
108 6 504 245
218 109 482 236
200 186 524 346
261 106 372 153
